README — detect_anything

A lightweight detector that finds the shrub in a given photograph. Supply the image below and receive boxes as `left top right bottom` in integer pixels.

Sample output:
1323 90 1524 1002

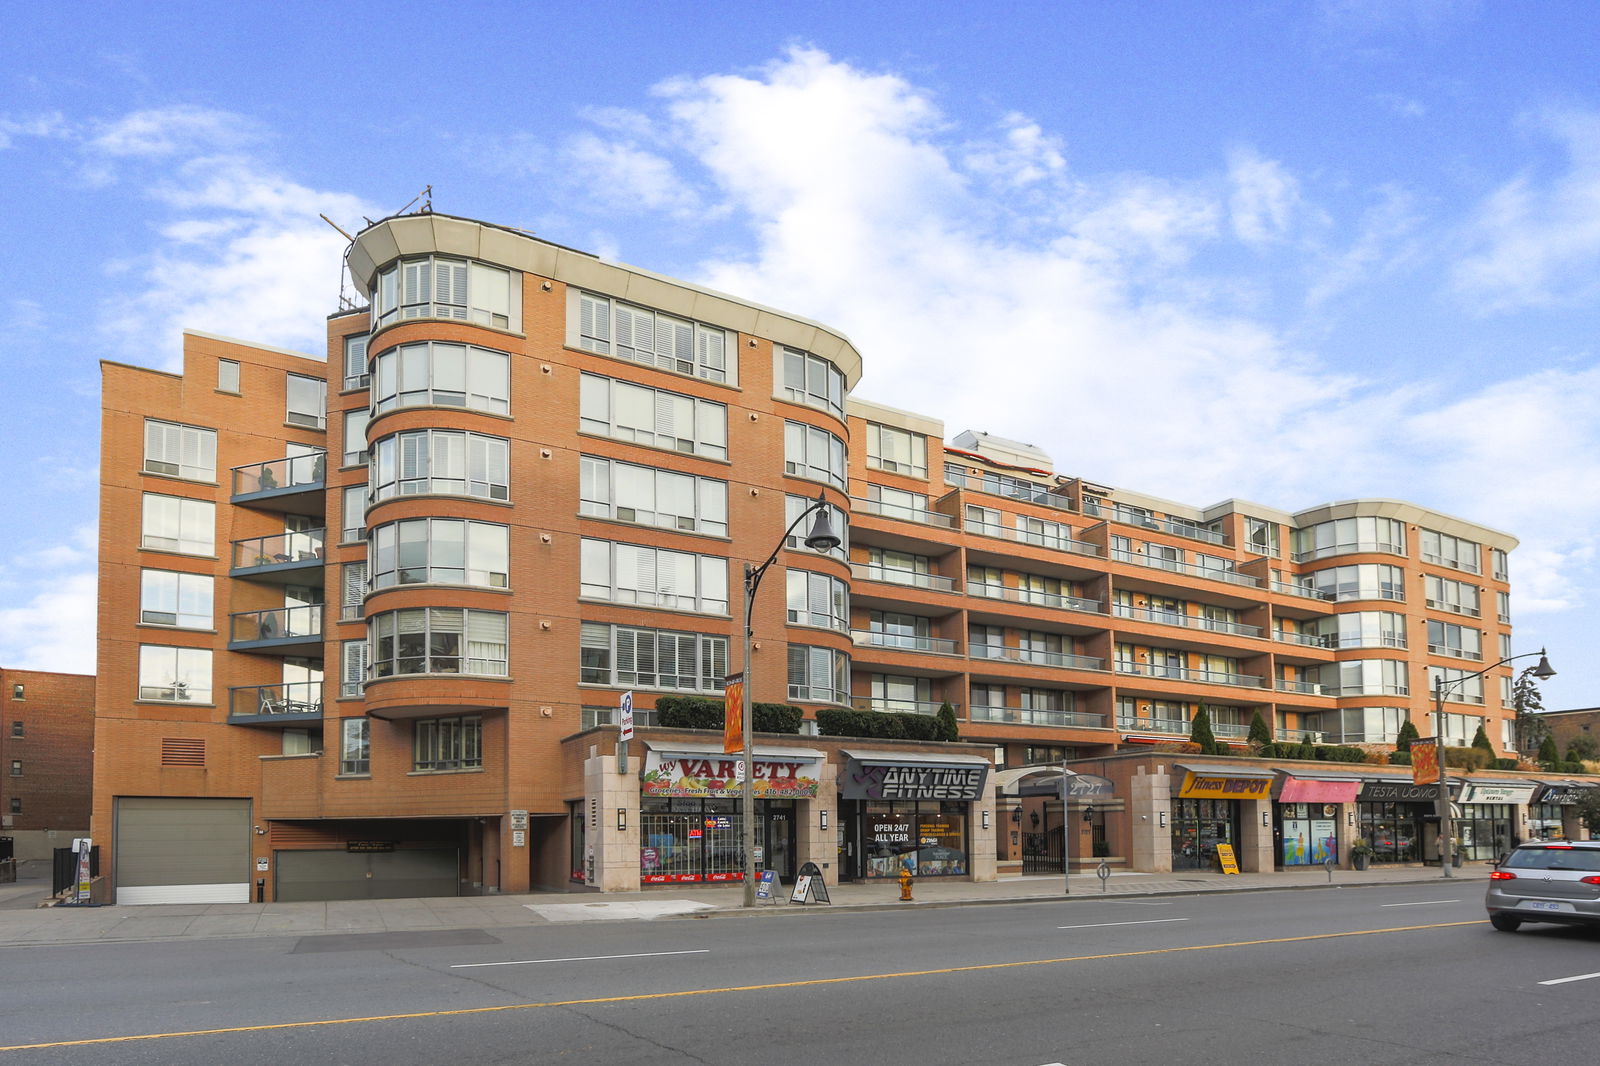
1471 725 1494 755
1538 734 1560 768
1443 746 1493 770
1190 707 1218 755
1248 711 1273 748
814 707 941 740
1494 758 1520 771
1314 745 1368 763
935 701 960 742
653 695 803 734
1395 719 1420 752
1388 751 1413 766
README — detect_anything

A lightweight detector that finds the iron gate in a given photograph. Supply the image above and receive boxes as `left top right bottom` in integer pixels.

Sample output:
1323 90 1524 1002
1021 830 1063 874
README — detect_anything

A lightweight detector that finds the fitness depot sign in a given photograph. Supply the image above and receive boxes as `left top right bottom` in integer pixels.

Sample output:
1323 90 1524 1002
841 756 989 801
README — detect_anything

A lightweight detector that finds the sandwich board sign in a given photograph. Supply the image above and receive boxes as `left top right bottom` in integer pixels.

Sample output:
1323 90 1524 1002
789 861 831 904
1215 843 1240 875
756 869 778 902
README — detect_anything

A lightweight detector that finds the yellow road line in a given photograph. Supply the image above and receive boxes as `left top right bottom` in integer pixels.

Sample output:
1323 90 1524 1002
0 920 1483 1051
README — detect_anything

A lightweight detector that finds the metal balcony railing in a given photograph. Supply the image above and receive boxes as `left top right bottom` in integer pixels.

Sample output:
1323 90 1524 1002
1116 716 1190 735
851 496 955 528
231 453 326 498
228 682 324 723
1108 549 1260 588
850 563 956 592
1112 662 1267 688
968 643 1106 671
851 698 947 717
965 582 1104 614
851 631 960 655
966 519 1100 557
229 604 324 644
1111 605 1262 638
1275 679 1326 695
970 705 1107 729
231 529 326 570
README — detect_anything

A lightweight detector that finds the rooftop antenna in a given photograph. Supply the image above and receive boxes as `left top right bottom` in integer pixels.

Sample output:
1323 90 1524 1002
393 185 433 217
318 213 361 312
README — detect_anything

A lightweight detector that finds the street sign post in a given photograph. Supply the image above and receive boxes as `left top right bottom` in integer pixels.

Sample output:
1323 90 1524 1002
617 691 634 773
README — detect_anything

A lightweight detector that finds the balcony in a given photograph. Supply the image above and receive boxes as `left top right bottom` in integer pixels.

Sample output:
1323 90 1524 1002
965 581 1105 615
1271 581 1334 601
1104 506 1227 546
1116 716 1190 736
231 453 327 515
970 704 1107 729
1426 597 1481 618
228 682 324 726
1112 605 1263 639
851 496 955 528
851 698 947 716
1428 643 1484 662
1113 662 1267 689
851 631 960 655
1275 727 1327 743
229 605 324 657
230 529 326 584
849 563 957 593
969 643 1106 672
967 519 1100 558
1275 679 1326 696
1108 548 1260 588
943 466 1077 513
1318 634 1407 650
1291 541 1406 563
1272 629 1324 647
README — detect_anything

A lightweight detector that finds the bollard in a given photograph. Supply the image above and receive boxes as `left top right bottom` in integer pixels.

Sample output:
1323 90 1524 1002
898 864 914 901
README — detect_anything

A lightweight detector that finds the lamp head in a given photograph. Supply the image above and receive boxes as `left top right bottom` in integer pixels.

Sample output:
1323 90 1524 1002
1532 649 1557 681
803 493 841 552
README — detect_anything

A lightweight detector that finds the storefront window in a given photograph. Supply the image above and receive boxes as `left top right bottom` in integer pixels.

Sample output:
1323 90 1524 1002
638 799 799 884
1277 803 1338 866
1357 802 1422 863
1171 798 1235 871
1529 802 1566 841
1458 803 1514 861
863 801 968 878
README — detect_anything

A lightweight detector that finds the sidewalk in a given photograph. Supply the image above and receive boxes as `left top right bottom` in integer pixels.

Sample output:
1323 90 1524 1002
0 863 1490 948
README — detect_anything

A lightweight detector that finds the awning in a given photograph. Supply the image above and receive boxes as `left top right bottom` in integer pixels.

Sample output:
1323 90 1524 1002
1357 776 1461 803
841 750 990 801
1175 764 1275 800
1276 772 1363 804
1457 781 1539 805
1535 780 1596 805
641 743 824 799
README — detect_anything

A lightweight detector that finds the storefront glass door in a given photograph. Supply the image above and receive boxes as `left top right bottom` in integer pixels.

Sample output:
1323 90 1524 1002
1171 799 1235 871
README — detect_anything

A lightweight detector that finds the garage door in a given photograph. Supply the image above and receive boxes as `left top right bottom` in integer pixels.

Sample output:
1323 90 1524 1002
276 849 460 902
115 797 252 905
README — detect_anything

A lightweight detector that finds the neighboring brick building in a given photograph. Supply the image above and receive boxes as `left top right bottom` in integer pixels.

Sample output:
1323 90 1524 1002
92 209 1539 903
1533 707 1600 760
0 668 94 861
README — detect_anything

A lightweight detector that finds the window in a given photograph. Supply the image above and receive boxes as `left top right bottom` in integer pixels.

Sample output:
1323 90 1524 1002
9 685 20 700
10 721 20 737
783 421 847 489
1316 659 1409 697
414 715 482 772
371 429 510 503
341 484 367 543
343 333 370 390
8 797 18 813
217 359 240 393
580 539 729 614
339 718 370 774
139 570 213 629
579 622 728 692
141 494 215 556
1290 517 1406 561
8 761 18 777
874 611 931 648
369 608 508 677
787 645 850 704
1492 548 1509 581
286 373 326 429
785 569 848 631
865 422 927 477
1420 528 1481 573
342 409 370 466
1500 632 1512 659
1437 711 1483 746
1016 514 1075 551
1307 563 1406 602
870 674 932 712
1243 517 1279 556
575 291 732 384
1497 591 1511 623
1428 665 1484 704
372 341 510 415
780 348 846 418
580 456 728 536
143 419 216 480
579 373 727 459
341 562 367 621
340 639 367 698
1308 612 1406 649
1425 575 1480 617
1427 620 1482 660
371 256 520 331
786 494 848 559
965 504 1002 535
370 518 509 589
137 645 213 702
867 484 929 521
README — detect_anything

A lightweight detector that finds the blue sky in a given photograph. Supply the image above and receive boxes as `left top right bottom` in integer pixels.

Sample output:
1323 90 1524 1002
3 1 1597 706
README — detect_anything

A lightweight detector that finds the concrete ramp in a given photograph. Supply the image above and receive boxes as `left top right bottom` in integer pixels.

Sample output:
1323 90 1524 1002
524 900 716 922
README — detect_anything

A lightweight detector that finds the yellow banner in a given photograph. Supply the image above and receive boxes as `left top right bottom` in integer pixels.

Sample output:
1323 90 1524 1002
1411 738 1439 786
723 675 745 755
1178 772 1272 800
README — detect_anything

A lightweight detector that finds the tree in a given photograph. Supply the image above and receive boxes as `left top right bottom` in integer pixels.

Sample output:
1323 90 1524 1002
1513 665 1550 757
1538 734 1561 769
1567 734 1598 762
1190 705 1218 755
1395 719 1420 752
1471 725 1494 755
1574 789 1600 835
934 701 960 743
1247 710 1272 749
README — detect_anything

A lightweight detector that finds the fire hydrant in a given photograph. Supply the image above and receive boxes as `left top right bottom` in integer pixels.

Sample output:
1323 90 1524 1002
898 864 914 901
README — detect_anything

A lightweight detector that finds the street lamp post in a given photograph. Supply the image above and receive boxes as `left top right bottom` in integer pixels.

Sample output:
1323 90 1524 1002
740 493 840 907
1431 648 1556 879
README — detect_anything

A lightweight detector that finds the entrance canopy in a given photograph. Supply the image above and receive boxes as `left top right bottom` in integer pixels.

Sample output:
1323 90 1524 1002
840 750 990 801
1276 771 1363 804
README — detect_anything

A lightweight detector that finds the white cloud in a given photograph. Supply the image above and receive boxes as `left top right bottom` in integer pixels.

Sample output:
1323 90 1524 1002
1228 149 1302 245
88 105 260 158
0 570 97 674
564 133 701 214
0 111 69 149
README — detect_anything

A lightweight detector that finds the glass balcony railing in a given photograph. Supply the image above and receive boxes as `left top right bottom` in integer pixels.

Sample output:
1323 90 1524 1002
965 582 1104 614
1108 549 1260 588
1106 507 1228 546
1111 605 1263 639
228 682 324 723
1291 541 1406 563
1272 629 1325 646
851 631 960 655
1112 662 1267 688
849 563 957 592
231 529 326 570
970 705 1107 729
1275 679 1326 696
1428 643 1484 661
231 453 326 498
229 605 324 645
943 466 1077 513
1270 581 1335 601
968 643 1106 671
966 519 1100 557
1275 727 1327 743
851 698 948 716
1116 716 1190 735
851 496 955 528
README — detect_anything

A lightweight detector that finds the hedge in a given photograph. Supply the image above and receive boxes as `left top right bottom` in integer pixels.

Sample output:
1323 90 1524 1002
815 707 944 740
651 695 803 735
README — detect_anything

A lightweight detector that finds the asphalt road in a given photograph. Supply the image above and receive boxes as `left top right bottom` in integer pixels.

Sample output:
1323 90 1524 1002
1 882 1596 1065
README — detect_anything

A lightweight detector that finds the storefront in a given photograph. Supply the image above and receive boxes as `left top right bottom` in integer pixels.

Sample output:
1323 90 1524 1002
638 742 823 884
1356 778 1456 864
1273 773 1361 867
1172 765 1271 871
1530 782 1593 841
1456 781 1536 861
838 750 989 880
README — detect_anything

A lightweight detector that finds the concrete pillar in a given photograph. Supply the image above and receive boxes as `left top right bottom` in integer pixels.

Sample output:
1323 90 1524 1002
1131 767 1172 873
1238 799 1273 872
584 750 640 892
796 760 839 882
971 785 997 882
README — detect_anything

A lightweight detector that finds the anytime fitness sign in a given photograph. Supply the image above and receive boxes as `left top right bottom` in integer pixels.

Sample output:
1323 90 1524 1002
842 759 989 801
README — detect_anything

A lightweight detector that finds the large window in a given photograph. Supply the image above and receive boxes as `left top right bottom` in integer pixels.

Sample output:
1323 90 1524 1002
1420 528 1481 573
340 639 368 699
786 569 848 631
343 333 370 390
1291 517 1406 562
1244 517 1280 557
341 562 367 621
139 570 213 629
371 256 520 331
1307 563 1406 602
780 347 845 419
372 341 510 415
865 422 926 477
339 717 369 774
783 421 846 489
579 623 727 692
143 419 216 481
1319 707 1408 745
371 429 510 502
1316 659 1409 697
787 644 850 704
369 518 509 589
580 540 729 614
1425 575 1480 617
1307 612 1407 649
341 484 367 543
414 715 482 772
1429 665 1485 705
286 373 326 429
369 608 508 677
580 456 728 536
786 494 848 560
576 291 732 384
579 373 727 459
1492 548 1509 581
141 493 215 556
138 645 212 702
342 409 370 466
1427 620 1482 660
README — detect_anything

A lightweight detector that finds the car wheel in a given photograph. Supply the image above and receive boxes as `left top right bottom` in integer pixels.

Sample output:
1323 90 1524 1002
1489 913 1522 932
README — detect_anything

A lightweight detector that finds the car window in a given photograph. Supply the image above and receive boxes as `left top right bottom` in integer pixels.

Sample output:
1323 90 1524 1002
1503 847 1600 872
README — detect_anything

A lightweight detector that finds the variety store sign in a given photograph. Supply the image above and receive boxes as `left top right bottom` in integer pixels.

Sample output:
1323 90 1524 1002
642 751 820 798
